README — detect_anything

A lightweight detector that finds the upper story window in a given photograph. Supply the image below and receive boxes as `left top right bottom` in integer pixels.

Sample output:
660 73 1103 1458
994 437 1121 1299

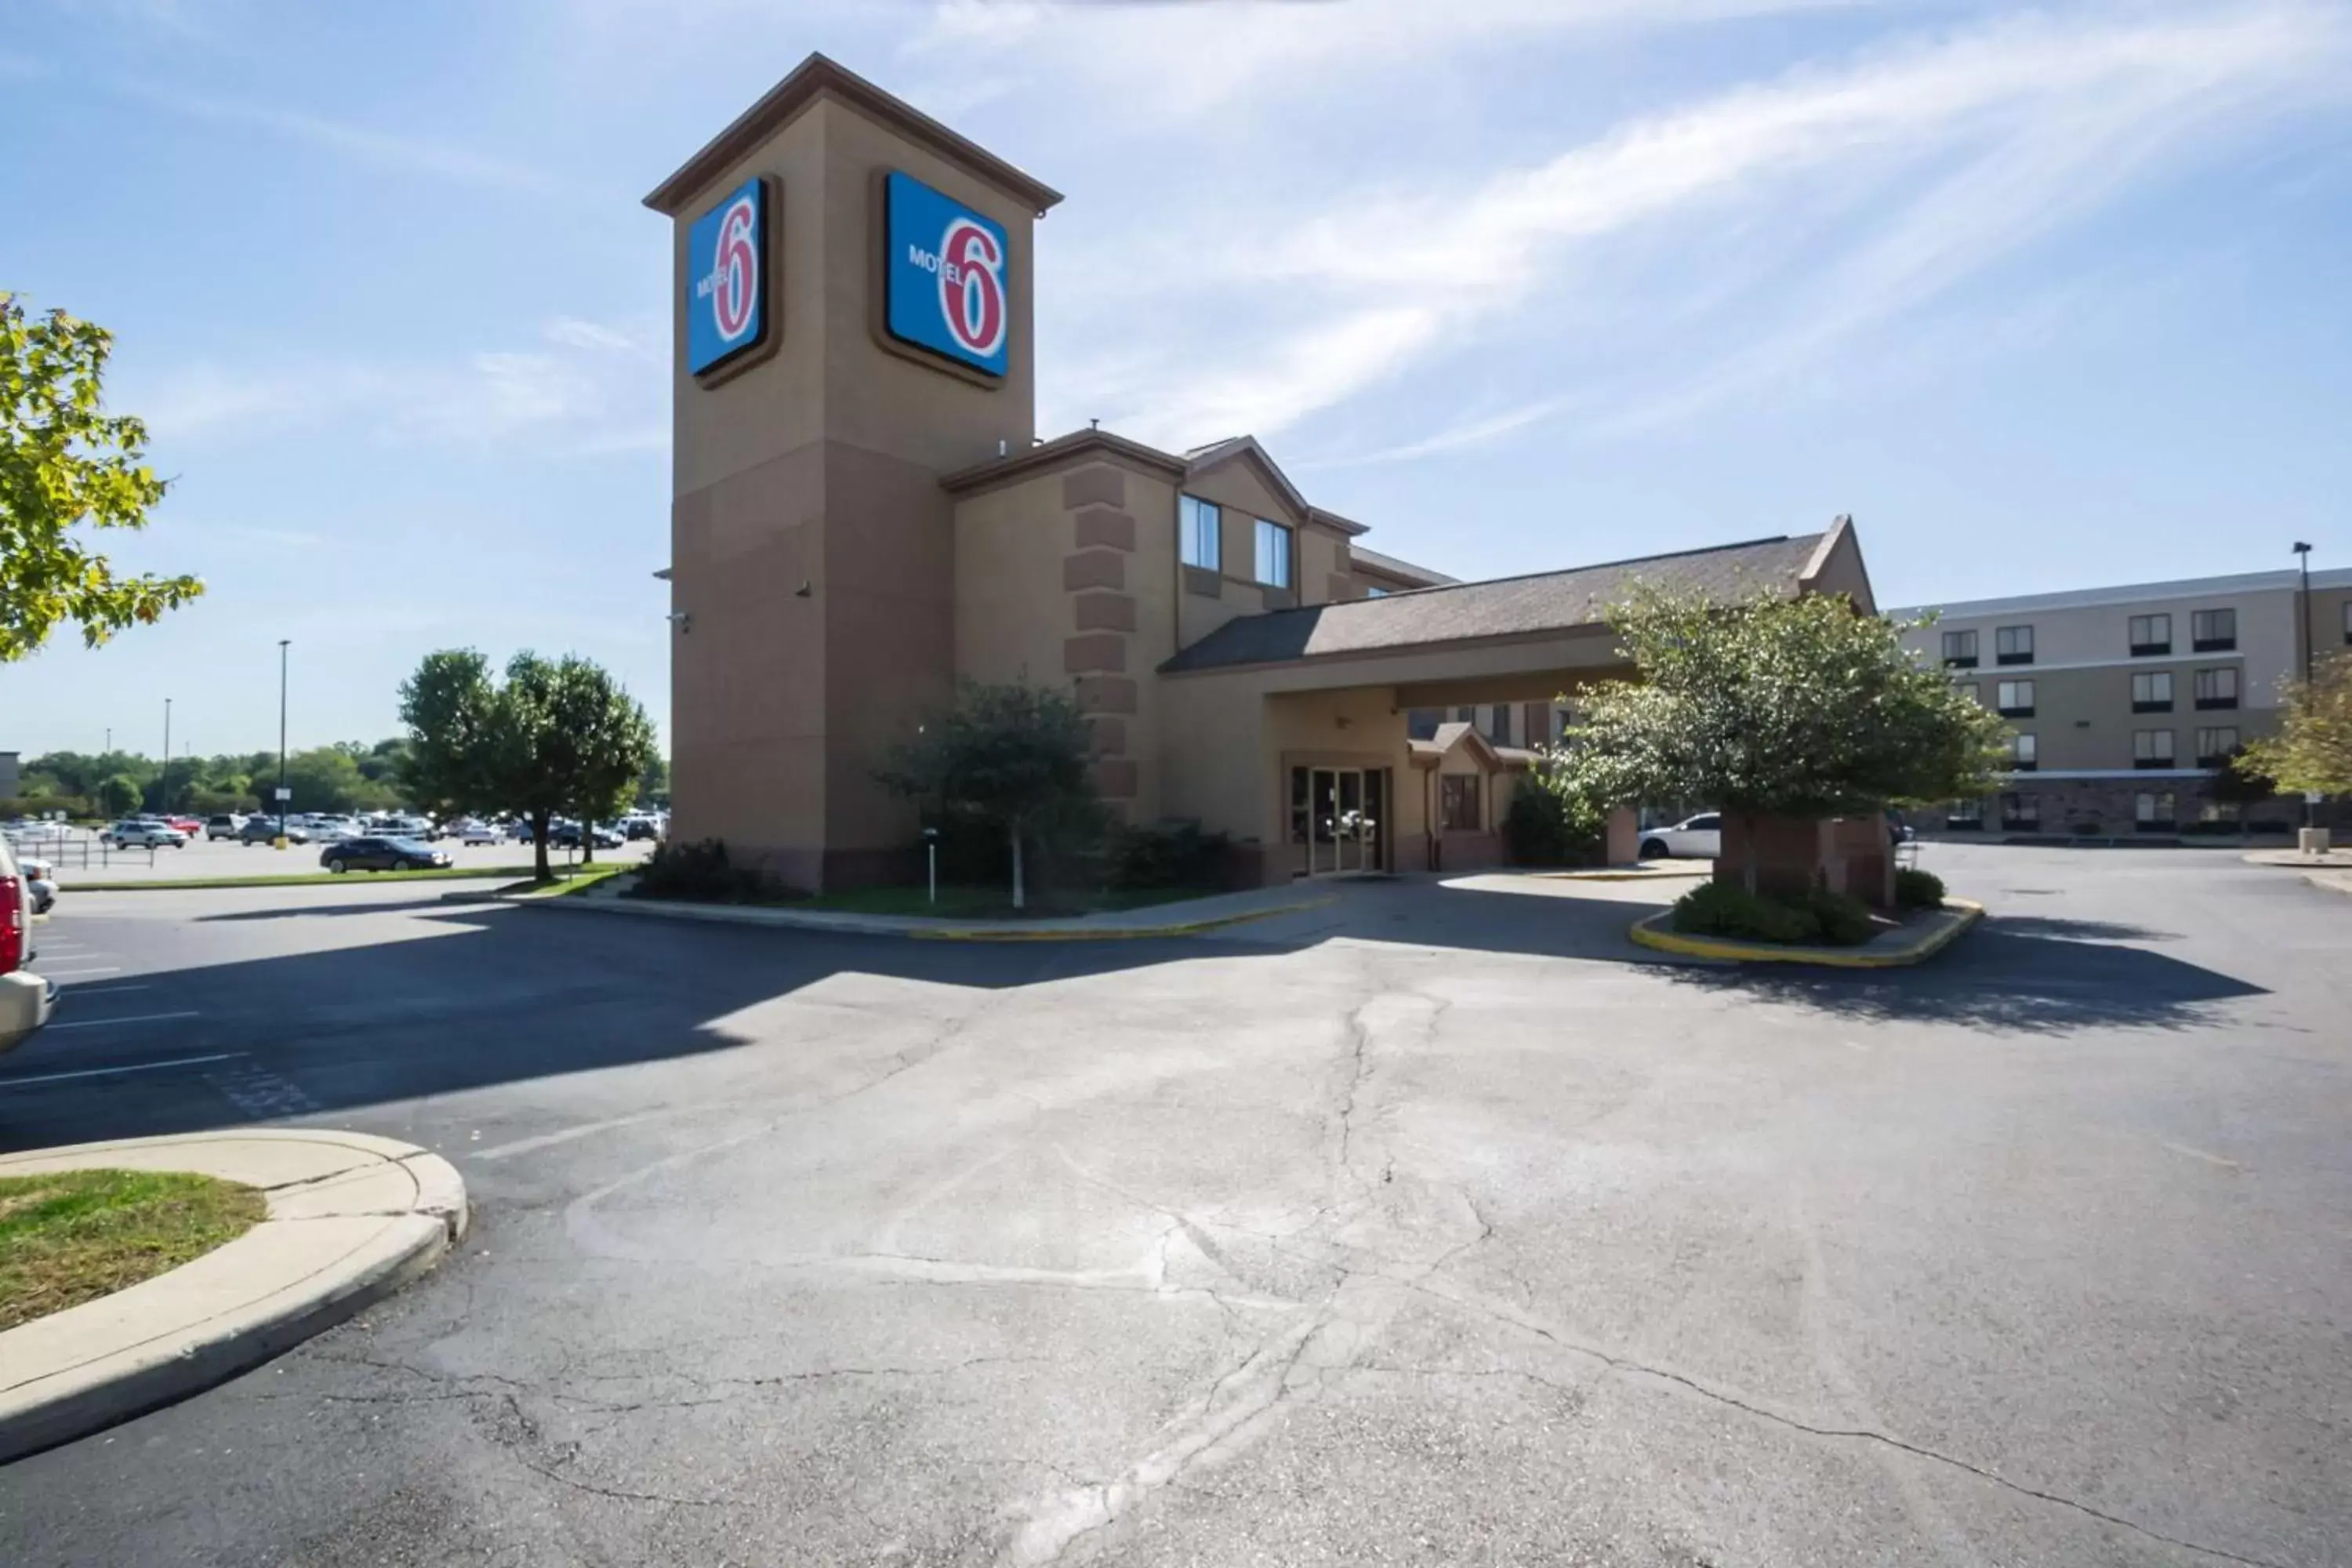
2131 670 2173 713
2133 728 2176 766
1941 629 1979 668
1957 681 1980 704
1254 519 1292 590
1405 709 1442 741
1995 625 2034 665
2008 731 2038 770
2191 608 2236 652
2129 613 2172 656
1484 705 1514 746
2194 666 2239 710
1364 586 1389 599
1179 495 1221 572
1996 679 2034 717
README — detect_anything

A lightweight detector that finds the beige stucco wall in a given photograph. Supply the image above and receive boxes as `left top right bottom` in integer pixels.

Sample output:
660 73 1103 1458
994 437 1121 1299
954 468 1072 691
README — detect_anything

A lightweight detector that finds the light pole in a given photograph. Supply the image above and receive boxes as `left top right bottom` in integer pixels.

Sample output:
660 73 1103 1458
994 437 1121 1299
2294 543 2314 830
278 640 292 844
161 698 172 815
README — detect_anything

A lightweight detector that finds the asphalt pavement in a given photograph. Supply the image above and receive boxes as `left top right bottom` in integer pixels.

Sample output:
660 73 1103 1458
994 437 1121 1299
2 847 2347 1566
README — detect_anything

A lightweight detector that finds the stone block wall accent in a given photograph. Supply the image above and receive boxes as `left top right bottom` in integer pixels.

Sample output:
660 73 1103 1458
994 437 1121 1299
1064 633 1127 673
1074 591 1135 631
1093 759 1139 799
1064 550 1125 591
1058 463 1148 813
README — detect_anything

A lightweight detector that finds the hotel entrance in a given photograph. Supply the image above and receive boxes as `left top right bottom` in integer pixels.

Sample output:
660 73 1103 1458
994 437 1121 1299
1290 765 1387 877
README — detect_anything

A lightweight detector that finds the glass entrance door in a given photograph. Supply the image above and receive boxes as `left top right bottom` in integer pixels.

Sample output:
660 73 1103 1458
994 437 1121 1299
1294 767 1385 876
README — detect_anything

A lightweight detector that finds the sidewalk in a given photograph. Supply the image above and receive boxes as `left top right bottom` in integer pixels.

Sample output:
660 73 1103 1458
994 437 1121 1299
480 874 1338 941
2243 848 2352 869
0 1130 467 1463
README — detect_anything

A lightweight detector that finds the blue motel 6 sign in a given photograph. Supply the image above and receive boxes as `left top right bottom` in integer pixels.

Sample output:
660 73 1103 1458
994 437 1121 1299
687 177 768 376
884 172 1009 378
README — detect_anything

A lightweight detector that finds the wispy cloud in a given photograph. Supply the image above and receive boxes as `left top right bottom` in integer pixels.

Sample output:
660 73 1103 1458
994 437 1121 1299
129 318 666 458
1057 2 2351 450
111 82 606 201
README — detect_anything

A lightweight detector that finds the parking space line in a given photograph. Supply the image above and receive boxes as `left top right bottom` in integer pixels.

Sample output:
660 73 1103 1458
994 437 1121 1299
63 983 149 996
48 1010 202 1031
0 1051 243 1087
42 966 125 978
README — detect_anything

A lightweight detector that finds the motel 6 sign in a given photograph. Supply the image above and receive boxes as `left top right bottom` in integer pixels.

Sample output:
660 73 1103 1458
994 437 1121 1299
686 176 769 376
885 172 1010 378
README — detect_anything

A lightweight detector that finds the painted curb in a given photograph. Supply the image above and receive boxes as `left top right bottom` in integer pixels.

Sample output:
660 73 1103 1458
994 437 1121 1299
1538 866 1711 883
0 1131 468 1465
1628 898 1985 967
497 885 1336 942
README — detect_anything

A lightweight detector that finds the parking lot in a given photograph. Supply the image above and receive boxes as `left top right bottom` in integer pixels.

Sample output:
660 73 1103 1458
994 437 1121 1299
10 826 655 885
2 845 2347 1566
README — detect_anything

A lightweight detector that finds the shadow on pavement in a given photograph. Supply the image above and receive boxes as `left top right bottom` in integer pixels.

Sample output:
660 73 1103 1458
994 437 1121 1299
1976 915 2181 943
1662 920 2263 1033
194 896 513 922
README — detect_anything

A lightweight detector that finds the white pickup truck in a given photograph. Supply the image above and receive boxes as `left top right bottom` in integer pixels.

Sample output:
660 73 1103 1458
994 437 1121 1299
1 834 56 1055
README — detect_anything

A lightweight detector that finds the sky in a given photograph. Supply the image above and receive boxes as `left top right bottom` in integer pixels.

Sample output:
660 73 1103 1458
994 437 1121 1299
4 0 2349 760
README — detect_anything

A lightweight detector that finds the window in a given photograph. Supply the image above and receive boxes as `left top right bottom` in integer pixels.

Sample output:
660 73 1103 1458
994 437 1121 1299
1957 681 1980 704
1454 706 1475 724
2128 613 2172 656
1439 775 1481 832
1179 494 1221 572
2194 666 2238 710
1996 680 2035 717
1995 625 2034 665
1254 518 1292 589
1484 705 1514 746
2131 670 2173 712
1941 629 1979 668
2190 608 2236 652
2007 731 2038 771
2136 791 2176 831
2132 728 2176 768
2195 727 2239 768
1365 586 1389 599
1406 709 1442 741
2001 793 2040 829
1946 797 1984 830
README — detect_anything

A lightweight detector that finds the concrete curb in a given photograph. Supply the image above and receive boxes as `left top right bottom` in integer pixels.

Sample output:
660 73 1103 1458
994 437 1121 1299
1537 865 1711 883
1628 898 1985 967
0 1130 468 1465
481 884 1337 942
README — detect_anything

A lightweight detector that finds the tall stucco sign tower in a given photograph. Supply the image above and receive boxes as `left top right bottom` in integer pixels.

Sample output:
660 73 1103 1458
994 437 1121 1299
646 53 1060 890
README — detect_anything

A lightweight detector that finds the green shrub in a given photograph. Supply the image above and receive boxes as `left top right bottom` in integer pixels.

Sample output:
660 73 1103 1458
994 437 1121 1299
1105 820 1230 889
1670 880 1818 944
1797 885 1876 945
1502 779 1599 867
631 837 783 903
1893 866 1945 909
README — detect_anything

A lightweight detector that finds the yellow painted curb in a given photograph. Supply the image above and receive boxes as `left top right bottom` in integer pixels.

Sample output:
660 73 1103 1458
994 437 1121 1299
1628 898 1985 967
908 895 1337 942
1540 866 1710 883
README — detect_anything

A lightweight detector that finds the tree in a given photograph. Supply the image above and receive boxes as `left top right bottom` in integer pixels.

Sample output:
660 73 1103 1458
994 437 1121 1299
2243 652 2352 800
96 773 142 818
2203 744 2276 838
877 681 1102 911
399 648 657 881
637 755 671 809
1552 588 2006 891
1 295 202 659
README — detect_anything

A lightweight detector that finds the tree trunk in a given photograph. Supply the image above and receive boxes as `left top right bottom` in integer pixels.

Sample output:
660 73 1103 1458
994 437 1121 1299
581 819 596 867
1740 811 1761 895
532 810 551 883
1010 824 1025 913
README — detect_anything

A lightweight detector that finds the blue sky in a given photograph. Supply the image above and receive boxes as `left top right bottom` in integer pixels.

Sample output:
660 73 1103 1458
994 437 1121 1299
5 0 2349 758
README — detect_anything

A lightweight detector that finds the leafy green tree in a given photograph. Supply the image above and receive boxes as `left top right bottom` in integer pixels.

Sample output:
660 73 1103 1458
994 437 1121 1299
877 681 1102 911
96 773 142 818
1552 588 2005 891
638 755 671 809
400 648 657 880
1 295 202 659
2243 652 2352 800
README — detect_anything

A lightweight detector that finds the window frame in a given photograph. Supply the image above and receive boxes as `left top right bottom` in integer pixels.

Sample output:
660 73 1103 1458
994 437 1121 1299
2132 728 2176 768
2128 613 2172 657
1994 624 2034 665
2135 791 2177 831
2194 727 2240 768
1178 494 1221 572
1956 681 1980 705
1945 797 1984 830
2130 670 2173 713
2007 731 2038 771
1999 792 2040 830
1940 629 1978 669
1439 774 1482 833
1995 679 2035 717
1252 517 1293 590
2193 666 2239 710
2190 607 2237 652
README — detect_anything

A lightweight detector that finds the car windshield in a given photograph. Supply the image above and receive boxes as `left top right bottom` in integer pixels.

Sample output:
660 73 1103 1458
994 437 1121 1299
387 838 433 852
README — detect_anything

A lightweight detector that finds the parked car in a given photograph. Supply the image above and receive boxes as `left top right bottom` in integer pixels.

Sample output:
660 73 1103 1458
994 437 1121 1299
1639 812 1722 861
307 819 363 844
18 855 56 915
1 833 55 1056
621 815 662 841
165 815 205 836
239 815 307 845
205 813 246 840
103 819 189 848
320 837 452 873
550 822 624 850
450 818 505 846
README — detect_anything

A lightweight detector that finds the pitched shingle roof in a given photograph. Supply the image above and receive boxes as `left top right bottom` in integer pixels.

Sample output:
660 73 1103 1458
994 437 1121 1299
1162 532 1825 674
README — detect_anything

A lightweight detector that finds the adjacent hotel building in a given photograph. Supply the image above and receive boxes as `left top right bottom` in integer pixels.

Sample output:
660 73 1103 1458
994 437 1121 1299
648 55 1878 889
1895 566 2352 837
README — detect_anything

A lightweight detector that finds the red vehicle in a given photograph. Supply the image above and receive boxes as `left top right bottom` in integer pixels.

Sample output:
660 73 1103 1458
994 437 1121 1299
165 815 203 836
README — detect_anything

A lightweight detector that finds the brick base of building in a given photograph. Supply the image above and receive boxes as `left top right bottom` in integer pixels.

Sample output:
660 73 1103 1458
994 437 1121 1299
1920 778 2301 839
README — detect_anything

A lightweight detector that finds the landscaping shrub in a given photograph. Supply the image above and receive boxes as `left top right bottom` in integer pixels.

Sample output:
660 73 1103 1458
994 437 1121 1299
1503 781 1599 867
1669 880 1817 944
1797 885 1877 946
631 837 782 903
1105 821 1230 889
1893 866 1945 909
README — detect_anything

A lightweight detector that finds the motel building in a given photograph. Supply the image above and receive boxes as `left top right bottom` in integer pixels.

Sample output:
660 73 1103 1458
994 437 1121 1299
651 56 1879 890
